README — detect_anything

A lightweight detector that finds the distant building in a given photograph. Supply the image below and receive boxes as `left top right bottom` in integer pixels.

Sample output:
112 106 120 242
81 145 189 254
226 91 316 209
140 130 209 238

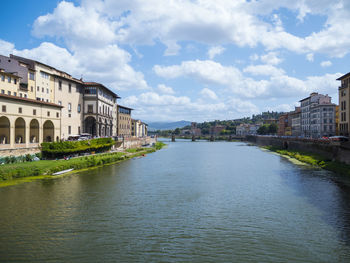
290 107 301 137
236 123 260 136
211 125 225 135
300 92 336 138
191 122 201 136
278 114 289 136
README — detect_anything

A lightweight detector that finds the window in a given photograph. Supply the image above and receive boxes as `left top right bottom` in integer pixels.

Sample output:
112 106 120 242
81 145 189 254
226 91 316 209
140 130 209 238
7 91 11 95
68 103 72 111
14 79 17 84
68 126 71 135
1 90 4 94
33 109 36 115
20 93 23 97
14 92 16 96
78 126 81 134
68 113 71 118
31 86 33 92
47 88 49 94
36 97 40 101
40 71 49 79
46 99 49 102
7 76 11 83
88 104 93 113
2 105 6 112
58 100 62 106
58 80 62 90
1 75 4 81
18 107 22 113
42 87 44 92
47 111 50 117
24 94 27 98
77 104 81 113
68 84 71 93
56 112 59 118
29 72 35 80
84 87 97 94
37 86 39 91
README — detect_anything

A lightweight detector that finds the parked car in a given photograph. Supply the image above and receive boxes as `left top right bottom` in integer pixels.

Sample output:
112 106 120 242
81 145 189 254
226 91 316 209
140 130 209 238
329 136 349 142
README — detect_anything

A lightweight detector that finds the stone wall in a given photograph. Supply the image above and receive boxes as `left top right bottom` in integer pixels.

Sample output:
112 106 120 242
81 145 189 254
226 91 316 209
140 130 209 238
0 146 41 157
245 135 350 165
116 137 157 150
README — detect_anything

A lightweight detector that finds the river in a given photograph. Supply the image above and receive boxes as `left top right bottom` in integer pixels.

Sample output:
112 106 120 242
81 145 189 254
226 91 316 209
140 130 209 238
1 140 350 262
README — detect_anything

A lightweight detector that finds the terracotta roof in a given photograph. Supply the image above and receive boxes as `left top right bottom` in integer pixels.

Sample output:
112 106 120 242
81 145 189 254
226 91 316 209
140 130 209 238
0 93 63 108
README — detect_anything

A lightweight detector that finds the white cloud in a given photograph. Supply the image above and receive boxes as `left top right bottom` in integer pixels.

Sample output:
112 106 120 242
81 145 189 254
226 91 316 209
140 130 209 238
0 39 148 91
157 84 175 94
154 59 341 100
200 88 218 100
123 91 259 122
260 51 282 65
32 1 117 49
243 64 285 77
306 53 314 62
320 60 332 67
31 0 350 58
208 46 225 59
0 40 15 55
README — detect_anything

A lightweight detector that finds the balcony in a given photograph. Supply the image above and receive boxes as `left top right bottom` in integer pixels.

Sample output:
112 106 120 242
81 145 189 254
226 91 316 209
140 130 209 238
19 83 28 91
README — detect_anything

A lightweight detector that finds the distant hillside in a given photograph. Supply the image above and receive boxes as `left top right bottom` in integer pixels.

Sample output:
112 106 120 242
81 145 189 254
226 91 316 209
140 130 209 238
148 121 191 131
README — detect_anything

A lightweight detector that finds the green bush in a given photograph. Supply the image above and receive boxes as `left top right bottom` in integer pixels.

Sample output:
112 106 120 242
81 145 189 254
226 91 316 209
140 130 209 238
41 138 115 158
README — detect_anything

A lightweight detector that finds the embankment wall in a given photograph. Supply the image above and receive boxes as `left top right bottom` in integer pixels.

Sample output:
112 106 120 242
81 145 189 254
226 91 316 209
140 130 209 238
245 135 350 165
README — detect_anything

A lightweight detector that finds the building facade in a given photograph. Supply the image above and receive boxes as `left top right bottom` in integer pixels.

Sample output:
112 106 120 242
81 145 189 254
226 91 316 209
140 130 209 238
117 105 132 137
290 107 301 137
300 92 333 138
337 73 350 136
83 82 119 137
0 94 62 150
310 103 336 138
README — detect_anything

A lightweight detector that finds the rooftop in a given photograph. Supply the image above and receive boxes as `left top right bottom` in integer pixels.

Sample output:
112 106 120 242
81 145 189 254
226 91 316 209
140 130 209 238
336 72 350 81
0 93 63 108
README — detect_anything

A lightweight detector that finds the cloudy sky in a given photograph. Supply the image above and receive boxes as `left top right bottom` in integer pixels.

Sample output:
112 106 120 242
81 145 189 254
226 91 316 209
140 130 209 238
0 0 348 122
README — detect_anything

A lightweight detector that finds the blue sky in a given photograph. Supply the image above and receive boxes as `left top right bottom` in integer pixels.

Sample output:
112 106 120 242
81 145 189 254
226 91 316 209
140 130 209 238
0 0 349 122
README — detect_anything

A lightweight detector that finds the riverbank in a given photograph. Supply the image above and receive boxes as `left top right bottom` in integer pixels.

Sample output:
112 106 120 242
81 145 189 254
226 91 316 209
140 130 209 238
0 141 166 187
263 146 350 176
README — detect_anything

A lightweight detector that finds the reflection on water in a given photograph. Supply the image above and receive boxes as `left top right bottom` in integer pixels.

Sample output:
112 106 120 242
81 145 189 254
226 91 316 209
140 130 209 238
1 140 350 262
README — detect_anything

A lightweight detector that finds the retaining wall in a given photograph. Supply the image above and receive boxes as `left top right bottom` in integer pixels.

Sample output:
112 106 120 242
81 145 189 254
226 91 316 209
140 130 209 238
245 135 350 165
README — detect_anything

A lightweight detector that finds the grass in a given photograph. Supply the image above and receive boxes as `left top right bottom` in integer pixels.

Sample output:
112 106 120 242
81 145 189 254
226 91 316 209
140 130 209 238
0 142 166 186
263 146 350 176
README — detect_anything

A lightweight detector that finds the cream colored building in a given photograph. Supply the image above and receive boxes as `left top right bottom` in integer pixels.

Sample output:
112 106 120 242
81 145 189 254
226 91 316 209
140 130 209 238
0 94 62 150
53 72 84 138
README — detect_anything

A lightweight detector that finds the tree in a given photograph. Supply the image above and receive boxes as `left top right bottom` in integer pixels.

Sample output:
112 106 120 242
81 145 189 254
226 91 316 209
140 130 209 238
174 128 181 135
268 123 278 134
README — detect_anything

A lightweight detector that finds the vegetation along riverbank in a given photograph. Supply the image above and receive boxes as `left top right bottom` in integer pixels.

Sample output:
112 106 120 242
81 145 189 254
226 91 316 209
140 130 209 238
264 146 350 176
0 141 166 187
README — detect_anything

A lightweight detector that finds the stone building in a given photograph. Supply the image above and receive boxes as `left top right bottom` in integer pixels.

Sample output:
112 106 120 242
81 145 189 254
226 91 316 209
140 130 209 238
300 92 335 138
83 82 119 137
290 107 301 137
117 105 133 137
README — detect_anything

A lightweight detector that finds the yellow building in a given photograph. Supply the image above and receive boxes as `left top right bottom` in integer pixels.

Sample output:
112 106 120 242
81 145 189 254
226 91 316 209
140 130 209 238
0 94 62 153
337 73 350 136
